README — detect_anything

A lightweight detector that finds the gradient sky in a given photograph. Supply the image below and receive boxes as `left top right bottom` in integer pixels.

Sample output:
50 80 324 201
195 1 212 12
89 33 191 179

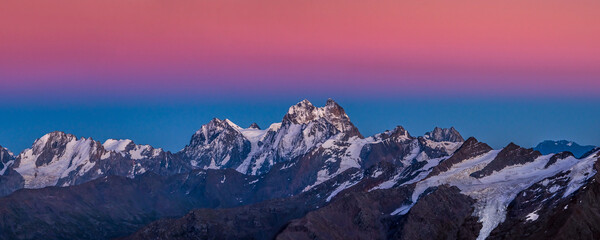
0 0 599 153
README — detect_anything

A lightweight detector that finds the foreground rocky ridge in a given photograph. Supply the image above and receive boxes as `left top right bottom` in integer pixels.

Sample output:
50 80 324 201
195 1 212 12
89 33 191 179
0 99 598 240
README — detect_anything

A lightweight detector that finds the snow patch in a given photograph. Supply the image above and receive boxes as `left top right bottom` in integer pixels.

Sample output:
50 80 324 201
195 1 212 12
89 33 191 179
391 204 413 215
326 172 363 202
236 127 268 173
526 211 539 221
372 170 384 178
103 139 132 152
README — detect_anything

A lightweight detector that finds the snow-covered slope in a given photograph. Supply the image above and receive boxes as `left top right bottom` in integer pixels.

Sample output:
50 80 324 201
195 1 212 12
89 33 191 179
180 118 254 170
388 143 600 240
13 132 103 188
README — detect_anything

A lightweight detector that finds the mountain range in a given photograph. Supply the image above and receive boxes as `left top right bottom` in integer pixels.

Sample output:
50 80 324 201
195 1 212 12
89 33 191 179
0 99 598 240
534 140 596 158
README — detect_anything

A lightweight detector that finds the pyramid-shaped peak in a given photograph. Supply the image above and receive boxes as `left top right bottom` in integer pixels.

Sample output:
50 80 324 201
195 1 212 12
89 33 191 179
500 142 541 157
299 99 313 105
205 118 241 129
325 98 338 106
248 123 261 129
463 137 480 144
207 117 224 124
505 142 520 149
323 98 346 115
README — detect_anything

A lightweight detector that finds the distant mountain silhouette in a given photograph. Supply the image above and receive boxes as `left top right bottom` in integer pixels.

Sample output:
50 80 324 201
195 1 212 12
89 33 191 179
534 140 596 158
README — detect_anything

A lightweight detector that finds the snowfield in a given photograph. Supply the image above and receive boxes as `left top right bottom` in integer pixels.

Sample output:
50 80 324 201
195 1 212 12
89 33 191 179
392 148 599 240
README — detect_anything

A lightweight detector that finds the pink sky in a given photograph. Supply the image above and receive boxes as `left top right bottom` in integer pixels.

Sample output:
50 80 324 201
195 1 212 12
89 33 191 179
1 0 599 97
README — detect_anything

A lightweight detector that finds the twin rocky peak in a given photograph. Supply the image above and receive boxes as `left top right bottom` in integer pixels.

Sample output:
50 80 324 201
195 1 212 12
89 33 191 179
0 99 465 195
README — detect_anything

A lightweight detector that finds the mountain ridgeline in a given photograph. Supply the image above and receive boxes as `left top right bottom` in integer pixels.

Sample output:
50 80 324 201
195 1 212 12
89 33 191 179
0 99 598 240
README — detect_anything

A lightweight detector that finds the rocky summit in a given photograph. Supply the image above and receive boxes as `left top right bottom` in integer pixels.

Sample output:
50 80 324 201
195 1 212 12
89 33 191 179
0 99 598 240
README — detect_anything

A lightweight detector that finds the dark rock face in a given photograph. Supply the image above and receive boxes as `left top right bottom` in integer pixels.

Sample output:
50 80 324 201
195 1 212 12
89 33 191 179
471 143 542 178
428 137 492 177
0 146 24 196
249 122 261 129
276 187 414 240
0 168 24 197
488 160 600 240
360 126 414 168
544 151 574 168
275 185 480 240
28 131 74 167
534 140 596 158
390 185 481 240
0 169 260 240
125 197 316 240
360 126 465 169
424 127 465 142
123 167 368 240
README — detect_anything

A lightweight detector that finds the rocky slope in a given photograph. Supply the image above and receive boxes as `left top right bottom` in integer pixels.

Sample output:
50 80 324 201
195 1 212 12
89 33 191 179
0 146 23 197
127 144 600 240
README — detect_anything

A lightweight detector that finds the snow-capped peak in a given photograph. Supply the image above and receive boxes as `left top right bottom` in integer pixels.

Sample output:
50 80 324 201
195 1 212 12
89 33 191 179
373 126 412 141
30 131 77 153
284 99 321 124
182 118 252 170
224 119 242 130
103 139 134 152
282 99 360 136
102 139 162 160
424 127 464 142
14 132 101 188
248 123 261 130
